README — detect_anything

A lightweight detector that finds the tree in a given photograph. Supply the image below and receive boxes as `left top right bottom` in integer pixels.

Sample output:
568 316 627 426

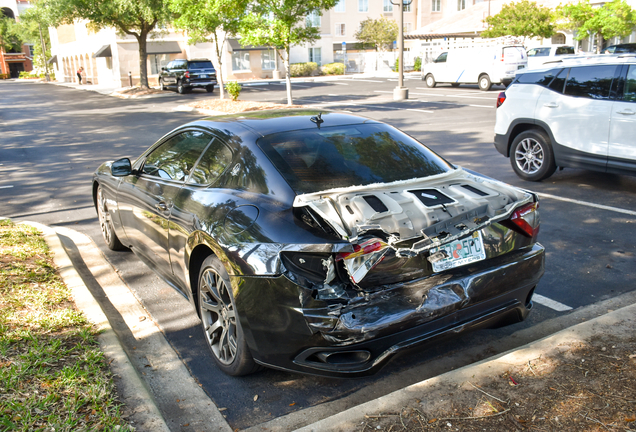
0 16 22 53
481 0 555 43
556 0 636 53
169 0 248 100
239 0 338 106
43 0 172 88
354 17 398 52
15 7 52 76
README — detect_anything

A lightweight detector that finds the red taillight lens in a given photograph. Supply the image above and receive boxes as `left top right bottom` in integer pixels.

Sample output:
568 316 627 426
184 71 190 79
336 238 389 284
496 92 506 108
336 238 387 261
510 202 540 238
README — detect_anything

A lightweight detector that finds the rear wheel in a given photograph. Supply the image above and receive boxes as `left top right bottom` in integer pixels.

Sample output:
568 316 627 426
425 74 436 88
478 74 492 91
177 80 188 94
510 130 557 181
198 255 260 376
97 185 125 251
206 85 215 93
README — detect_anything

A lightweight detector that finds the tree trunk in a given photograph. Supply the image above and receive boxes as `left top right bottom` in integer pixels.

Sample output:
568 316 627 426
285 46 293 106
596 32 602 54
213 34 225 100
137 31 149 89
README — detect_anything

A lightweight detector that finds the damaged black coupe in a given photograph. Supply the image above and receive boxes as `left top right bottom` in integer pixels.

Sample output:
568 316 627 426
93 110 545 377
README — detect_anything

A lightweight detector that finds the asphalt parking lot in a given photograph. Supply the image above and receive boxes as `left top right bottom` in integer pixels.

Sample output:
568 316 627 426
1 77 635 430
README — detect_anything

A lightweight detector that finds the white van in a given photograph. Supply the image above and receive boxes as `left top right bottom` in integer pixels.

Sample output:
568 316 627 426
421 45 528 91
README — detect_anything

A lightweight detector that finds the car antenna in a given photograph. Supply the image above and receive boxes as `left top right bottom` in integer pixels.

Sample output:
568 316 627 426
310 112 324 128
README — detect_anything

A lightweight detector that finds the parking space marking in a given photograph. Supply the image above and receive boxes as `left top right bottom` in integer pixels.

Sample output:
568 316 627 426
468 104 494 108
0 185 14 189
406 108 434 113
293 84 311 88
351 79 385 83
374 90 393 93
533 294 573 311
329 82 349 85
410 91 496 101
538 193 636 217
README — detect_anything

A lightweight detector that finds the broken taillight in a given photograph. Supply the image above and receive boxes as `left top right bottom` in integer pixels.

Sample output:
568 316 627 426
336 238 389 284
496 92 506 108
510 202 540 238
184 71 191 79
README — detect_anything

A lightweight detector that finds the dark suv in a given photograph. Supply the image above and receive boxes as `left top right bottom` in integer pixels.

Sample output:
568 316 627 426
604 43 636 54
159 59 217 94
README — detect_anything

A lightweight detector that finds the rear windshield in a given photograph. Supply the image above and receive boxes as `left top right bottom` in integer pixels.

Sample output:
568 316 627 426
503 46 526 62
257 124 452 194
188 61 214 69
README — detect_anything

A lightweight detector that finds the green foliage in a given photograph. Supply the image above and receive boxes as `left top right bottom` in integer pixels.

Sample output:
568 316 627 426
43 0 172 88
225 81 242 100
556 0 636 42
13 7 52 74
414 56 422 72
481 0 555 40
290 62 318 77
321 62 344 75
354 17 398 51
18 71 55 79
0 16 23 52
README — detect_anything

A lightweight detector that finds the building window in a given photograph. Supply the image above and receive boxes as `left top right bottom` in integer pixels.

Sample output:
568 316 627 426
432 0 441 11
232 51 250 71
309 47 322 66
27 45 35 57
334 0 345 12
261 50 276 70
306 11 321 27
404 23 412 33
149 54 170 74
335 23 346 36
358 0 368 12
404 2 411 12
457 0 465 10
383 0 393 12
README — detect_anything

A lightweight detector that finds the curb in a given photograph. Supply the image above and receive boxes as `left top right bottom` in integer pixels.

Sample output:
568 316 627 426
21 221 171 432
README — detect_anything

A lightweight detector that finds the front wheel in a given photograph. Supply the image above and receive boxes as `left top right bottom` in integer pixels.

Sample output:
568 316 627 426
478 74 492 91
96 185 126 251
425 74 436 88
198 255 260 376
510 130 557 181
206 85 215 93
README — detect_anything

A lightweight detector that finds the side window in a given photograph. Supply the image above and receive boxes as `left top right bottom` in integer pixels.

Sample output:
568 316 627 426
435 52 447 63
188 139 233 185
548 68 567 93
165 61 173 69
555 46 574 55
623 65 636 102
515 68 561 86
142 131 212 182
564 65 618 100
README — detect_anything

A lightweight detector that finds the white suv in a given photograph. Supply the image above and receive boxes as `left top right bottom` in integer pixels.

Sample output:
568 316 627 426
494 56 636 181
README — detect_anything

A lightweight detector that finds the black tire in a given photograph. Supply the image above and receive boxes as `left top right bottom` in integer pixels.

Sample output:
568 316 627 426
206 85 215 93
159 79 165 91
96 185 126 251
478 74 492 91
198 255 260 376
510 130 557 181
177 80 188 94
424 74 436 88
450 83 460 87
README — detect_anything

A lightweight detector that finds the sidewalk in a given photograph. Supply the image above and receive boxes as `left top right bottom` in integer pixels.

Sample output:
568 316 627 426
23 219 636 432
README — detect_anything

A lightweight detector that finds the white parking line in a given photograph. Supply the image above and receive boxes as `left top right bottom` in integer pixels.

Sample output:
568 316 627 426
532 294 573 311
406 108 434 113
468 104 494 108
351 79 384 83
0 185 14 189
538 193 636 217
329 82 349 85
374 90 393 93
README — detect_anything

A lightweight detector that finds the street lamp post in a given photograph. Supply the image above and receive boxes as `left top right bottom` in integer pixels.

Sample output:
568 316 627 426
392 0 412 100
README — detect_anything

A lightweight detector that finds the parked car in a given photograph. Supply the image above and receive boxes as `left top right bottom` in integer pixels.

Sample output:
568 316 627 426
604 43 636 54
494 56 636 181
526 45 575 69
94 110 545 377
421 45 527 91
159 59 217 94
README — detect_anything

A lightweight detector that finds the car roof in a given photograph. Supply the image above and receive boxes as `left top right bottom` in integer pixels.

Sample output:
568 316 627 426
536 53 636 67
191 109 380 137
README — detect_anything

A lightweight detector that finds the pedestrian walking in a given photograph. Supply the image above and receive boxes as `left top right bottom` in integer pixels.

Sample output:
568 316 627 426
77 67 83 84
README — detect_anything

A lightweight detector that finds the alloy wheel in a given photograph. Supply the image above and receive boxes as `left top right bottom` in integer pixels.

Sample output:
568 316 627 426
200 268 238 365
514 138 545 175
97 187 113 245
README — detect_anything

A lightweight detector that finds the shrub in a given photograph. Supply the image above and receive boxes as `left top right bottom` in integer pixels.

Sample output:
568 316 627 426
290 62 318 77
225 81 242 101
321 62 344 75
414 57 422 72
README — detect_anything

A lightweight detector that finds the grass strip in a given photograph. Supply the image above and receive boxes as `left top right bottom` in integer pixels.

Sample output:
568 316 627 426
0 219 132 431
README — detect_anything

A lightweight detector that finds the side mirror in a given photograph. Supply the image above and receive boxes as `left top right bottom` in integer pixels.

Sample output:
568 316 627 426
111 158 132 177
161 67 166 71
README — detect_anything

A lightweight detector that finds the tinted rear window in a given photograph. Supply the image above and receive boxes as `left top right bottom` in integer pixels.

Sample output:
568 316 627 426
188 61 214 69
257 124 452 194
515 68 561 86
564 65 618 99
555 46 574 55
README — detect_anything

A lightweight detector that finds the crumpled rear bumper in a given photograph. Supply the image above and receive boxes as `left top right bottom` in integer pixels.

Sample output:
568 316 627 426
234 243 544 377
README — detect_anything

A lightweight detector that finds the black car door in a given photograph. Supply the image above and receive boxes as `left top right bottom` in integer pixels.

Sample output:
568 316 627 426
117 130 213 280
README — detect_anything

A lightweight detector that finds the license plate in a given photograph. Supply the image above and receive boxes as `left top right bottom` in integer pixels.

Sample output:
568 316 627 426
518 65 525 69
199 74 207 78
430 231 486 272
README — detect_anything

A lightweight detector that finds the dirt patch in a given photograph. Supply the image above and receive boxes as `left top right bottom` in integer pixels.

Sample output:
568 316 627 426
360 335 636 431
112 86 164 98
187 99 303 113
